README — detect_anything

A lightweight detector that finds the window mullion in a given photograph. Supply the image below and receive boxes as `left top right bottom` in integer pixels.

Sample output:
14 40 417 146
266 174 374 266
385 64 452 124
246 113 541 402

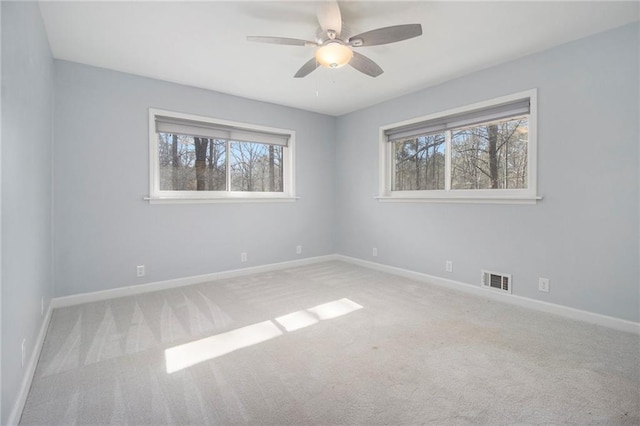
445 130 452 191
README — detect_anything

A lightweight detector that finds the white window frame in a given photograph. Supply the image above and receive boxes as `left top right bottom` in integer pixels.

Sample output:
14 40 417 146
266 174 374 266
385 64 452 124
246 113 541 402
377 89 540 204
147 108 296 204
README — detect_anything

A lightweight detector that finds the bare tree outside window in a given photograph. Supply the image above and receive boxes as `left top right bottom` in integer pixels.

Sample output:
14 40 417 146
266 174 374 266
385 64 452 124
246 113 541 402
382 91 534 201
394 133 445 190
230 141 283 192
451 117 528 190
158 133 282 192
158 134 226 191
151 109 293 201
207 138 226 191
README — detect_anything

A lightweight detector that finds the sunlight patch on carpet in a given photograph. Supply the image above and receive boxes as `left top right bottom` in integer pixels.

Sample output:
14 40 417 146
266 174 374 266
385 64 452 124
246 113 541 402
165 320 282 373
276 298 363 331
165 298 363 373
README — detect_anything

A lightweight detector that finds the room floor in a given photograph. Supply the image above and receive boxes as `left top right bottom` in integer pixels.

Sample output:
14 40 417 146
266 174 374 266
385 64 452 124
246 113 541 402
21 261 640 424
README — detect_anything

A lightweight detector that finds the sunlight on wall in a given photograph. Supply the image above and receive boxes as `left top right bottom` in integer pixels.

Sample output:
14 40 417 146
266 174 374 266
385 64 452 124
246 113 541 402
165 298 363 373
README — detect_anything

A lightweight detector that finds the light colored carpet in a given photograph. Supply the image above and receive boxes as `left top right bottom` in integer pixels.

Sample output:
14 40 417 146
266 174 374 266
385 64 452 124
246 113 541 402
21 261 640 425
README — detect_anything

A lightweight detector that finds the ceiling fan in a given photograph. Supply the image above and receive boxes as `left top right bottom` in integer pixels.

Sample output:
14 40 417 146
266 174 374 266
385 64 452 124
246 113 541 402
247 1 422 78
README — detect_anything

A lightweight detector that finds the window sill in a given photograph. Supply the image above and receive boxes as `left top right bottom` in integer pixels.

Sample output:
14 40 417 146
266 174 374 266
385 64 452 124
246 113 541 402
145 196 300 204
375 195 542 205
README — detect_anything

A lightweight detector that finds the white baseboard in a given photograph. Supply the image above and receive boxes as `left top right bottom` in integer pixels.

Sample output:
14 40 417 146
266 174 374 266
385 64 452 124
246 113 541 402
50 253 639 334
12 254 638 424
7 302 54 426
51 255 339 309
335 255 640 335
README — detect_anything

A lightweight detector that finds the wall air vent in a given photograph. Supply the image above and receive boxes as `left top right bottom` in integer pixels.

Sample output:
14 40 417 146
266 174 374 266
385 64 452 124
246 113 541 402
481 270 512 294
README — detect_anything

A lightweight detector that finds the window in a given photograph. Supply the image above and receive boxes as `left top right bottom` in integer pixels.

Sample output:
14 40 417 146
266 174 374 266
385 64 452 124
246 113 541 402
378 90 538 204
148 109 295 203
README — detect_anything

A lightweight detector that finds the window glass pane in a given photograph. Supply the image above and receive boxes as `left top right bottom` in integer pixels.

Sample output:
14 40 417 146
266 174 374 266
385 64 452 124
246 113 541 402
451 117 528 190
158 133 226 191
230 141 283 192
393 133 445 190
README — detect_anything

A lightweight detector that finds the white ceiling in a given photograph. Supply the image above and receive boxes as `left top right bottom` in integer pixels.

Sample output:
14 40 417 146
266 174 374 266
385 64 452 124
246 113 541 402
39 1 639 116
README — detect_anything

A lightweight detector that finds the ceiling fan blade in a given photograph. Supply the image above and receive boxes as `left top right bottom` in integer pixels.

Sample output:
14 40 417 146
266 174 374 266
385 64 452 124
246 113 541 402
317 0 342 37
247 36 317 47
349 24 422 47
294 58 320 78
350 51 383 77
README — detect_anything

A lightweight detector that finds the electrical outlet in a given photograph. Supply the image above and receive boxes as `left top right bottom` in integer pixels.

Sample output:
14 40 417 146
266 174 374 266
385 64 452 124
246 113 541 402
241 252 247 263
539 277 550 293
136 265 145 277
446 260 453 273
21 339 26 368
372 247 378 257
296 245 302 255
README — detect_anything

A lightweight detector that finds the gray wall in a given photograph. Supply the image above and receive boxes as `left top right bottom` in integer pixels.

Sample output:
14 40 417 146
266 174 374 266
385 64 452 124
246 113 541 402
335 23 639 322
1 2 54 423
53 61 336 297
1 8 638 422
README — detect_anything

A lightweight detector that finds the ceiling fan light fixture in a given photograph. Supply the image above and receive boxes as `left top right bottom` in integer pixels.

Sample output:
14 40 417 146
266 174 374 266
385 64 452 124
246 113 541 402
250 1 423 78
315 42 353 69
